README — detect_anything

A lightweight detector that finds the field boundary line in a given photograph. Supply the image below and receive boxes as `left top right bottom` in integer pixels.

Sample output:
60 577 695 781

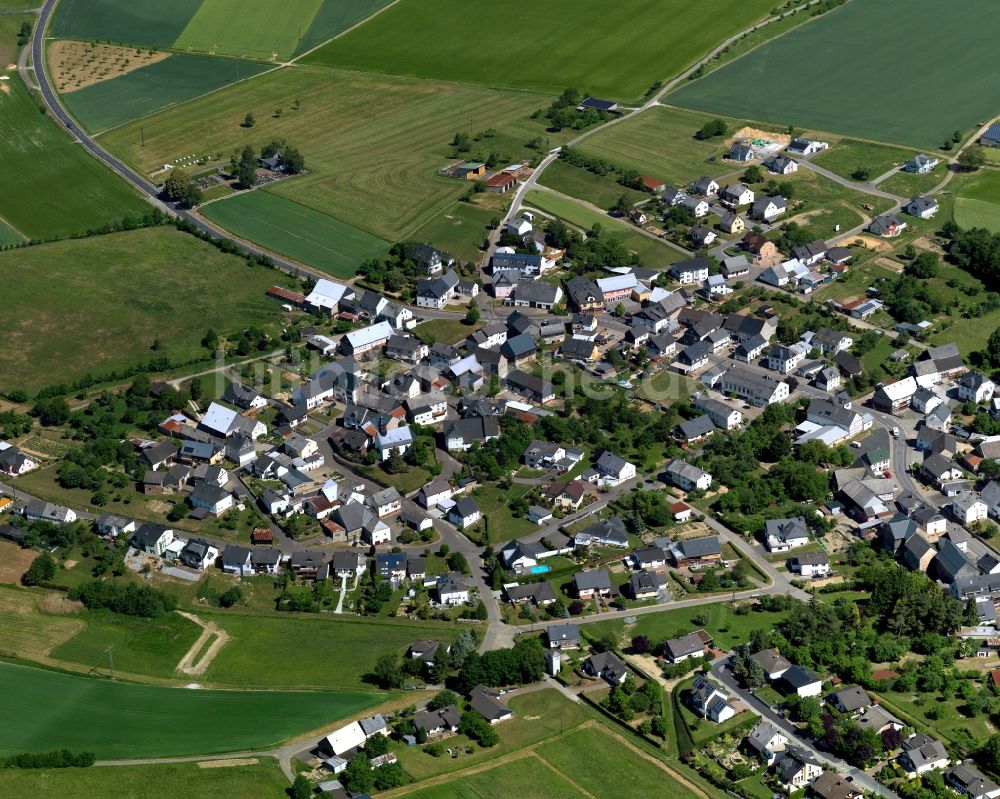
377 748 541 798
532 751 598 799
290 0 403 64
597 724 710 799
0 212 28 240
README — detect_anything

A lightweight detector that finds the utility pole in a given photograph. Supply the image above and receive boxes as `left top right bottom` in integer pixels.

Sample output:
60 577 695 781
104 645 115 681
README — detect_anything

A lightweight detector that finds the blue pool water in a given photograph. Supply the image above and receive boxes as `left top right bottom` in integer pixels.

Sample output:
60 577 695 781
530 565 551 574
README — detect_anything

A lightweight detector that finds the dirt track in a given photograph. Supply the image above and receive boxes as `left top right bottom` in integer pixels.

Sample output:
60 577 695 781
175 611 230 676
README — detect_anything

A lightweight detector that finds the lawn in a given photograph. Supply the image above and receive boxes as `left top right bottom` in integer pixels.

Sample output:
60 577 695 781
878 167 945 199
196 611 459 690
874 688 994 749
0 661 381 758
573 105 755 188
669 0 1000 149
538 159 648 213
409 200 494 265
954 169 1000 233
414 318 479 347
0 759 290 799
810 138 914 183
0 226 293 394
60 54 272 133
470 483 541 543
524 189 682 266
201 191 389 278
304 0 775 100
773 167 894 241
536 725 699 799
584 601 789 651
50 0 204 47
100 66 553 241
0 75 147 240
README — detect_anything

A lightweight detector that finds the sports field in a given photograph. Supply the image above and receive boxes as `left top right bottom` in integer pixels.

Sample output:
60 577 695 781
955 170 1000 233
51 0 392 60
201 191 389 278
0 226 290 394
0 662 381 758
0 76 147 240
100 66 554 241
0 759 289 799
669 0 1000 149
61 54 272 133
305 0 775 100
50 0 204 48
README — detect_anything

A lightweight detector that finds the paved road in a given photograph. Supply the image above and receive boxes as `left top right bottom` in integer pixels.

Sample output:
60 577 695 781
710 656 900 799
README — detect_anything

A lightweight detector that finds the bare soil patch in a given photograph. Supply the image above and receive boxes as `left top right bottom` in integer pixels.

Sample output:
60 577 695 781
913 236 944 254
198 758 259 768
852 234 893 252
875 256 903 273
727 126 791 157
0 542 35 584
48 40 170 93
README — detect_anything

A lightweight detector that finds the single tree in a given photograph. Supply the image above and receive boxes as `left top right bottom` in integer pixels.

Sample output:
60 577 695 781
242 112 256 128
958 147 986 171
235 145 257 190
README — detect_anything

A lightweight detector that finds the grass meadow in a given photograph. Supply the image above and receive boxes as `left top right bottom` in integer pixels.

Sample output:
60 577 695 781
174 0 324 60
0 759 289 799
0 13 31 67
61 54 272 133
50 0 204 48
954 169 1000 233
304 0 776 100
669 0 1000 149
100 66 554 241
200 190 388 278
810 138 916 182
400 755 588 799
410 201 494 264
524 189 682 266
0 662 380 758
0 76 147 239
0 226 289 394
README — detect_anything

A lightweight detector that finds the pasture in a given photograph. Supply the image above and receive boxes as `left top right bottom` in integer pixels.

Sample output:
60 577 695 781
954 170 1000 233
304 0 776 100
524 189 682 266
0 75 147 240
669 0 1000 149
0 759 289 799
61 53 271 133
100 66 553 241
201 191 388 278
0 662 380 758
0 226 290 394
50 0 204 48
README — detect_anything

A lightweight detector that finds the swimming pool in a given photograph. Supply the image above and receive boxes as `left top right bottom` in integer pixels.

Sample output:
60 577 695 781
529 565 551 574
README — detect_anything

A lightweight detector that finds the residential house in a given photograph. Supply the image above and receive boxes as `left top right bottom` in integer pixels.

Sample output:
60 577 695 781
720 183 754 209
751 194 787 221
899 734 950 776
952 491 988 525
726 142 754 162
668 536 722 568
584 651 628 685
831 685 872 714
448 498 481 529
746 721 789 766
718 211 746 236
547 623 580 649
786 138 828 156
765 155 798 174
689 675 736 723
718 366 790 406
662 458 712 492
775 747 824 791
132 523 174 556
469 685 513 724
436 572 470 605
906 154 939 174
781 665 822 697
179 539 218 571
793 551 831 578
752 648 792 680
189 483 234 516
670 257 711 285
593 451 636 487
443 417 500 452
681 196 710 217
664 631 710 663
959 371 995 404
905 196 939 219
869 214 908 237
573 568 613 599
767 344 805 374
693 176 720 197
765 517 810 553
811 772 864 799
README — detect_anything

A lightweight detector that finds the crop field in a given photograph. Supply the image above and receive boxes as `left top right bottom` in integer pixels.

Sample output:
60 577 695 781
669 0 1000 149
954 170 1000 233
100 66 553 241
61 54 272 133
0 662 380 758
50 0 204 48
573 105 760 188
0 759 289 799
175 0 324 60
305 0 775 100
0 226 291 394
524 189 682 266
295 0 392 55
0 219 23 246
0 76 147 240
201 191 388 278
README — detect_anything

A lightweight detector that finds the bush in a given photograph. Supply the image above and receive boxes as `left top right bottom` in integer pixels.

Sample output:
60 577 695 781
21 552 56 586
1 750 95 769
68 579 176 618
218 586 242 608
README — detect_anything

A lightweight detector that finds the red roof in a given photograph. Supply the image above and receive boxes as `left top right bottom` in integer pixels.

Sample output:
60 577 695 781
267 285 305 304
251 528 273 544
670 501 692 513
641 175 665 190
871 669 899 682
485 172 516 187
992 669 1000 688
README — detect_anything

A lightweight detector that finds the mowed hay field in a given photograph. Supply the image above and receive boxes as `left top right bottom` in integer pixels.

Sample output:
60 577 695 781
100 66 553 241
0 76 147 240
669 0 1000 149
305 0 777 100
0 226 289 394
0 662 381 758
51 0 392 59
955 170 1000 233
0 759 289 799
398 755 588 799
201 191 388 278
60 53 272 133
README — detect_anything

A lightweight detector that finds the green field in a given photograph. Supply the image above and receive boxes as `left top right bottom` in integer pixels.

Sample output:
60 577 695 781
305 0 775 100
669 0 1000 149
295 0 393 55
400 754 588 799
810 138 915 182
573 105 761 188
539 159 648 212
524 189 682 265
50 0 204 48
0 219 24 246
0 662 380 758
100 66 554 241
0 76 147 239
410 201 494 264
0 759 290 799
0 12 31 67
0 226 291 394
61 54 272 133
175 0 323 60
201 191 389 278
954 169 1000 233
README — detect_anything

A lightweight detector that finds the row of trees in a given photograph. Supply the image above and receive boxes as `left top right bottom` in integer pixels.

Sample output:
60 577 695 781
69 579 177 618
